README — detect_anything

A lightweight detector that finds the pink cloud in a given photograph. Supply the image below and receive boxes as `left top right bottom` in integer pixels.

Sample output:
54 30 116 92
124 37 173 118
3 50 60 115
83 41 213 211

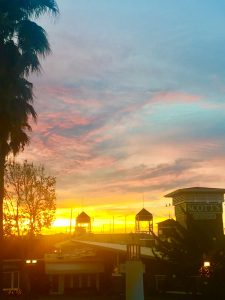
17 82 225 209
35 84 103 109
39 112 91 129
28 111 93 142
152 91 201 104
116 91 201 117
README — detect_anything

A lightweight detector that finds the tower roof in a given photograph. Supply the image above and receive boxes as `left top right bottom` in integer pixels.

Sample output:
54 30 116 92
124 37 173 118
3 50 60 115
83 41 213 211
135 208 153 221
165 187 225 198
76 211 91 223
157 218 176 226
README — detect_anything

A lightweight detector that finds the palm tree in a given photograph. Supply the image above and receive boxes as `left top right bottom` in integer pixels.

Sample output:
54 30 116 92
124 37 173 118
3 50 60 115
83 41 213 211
0 0 59 295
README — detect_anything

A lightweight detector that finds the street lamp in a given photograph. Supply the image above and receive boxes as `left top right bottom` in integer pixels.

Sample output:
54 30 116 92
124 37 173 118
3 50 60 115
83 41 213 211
26 259 37 264
203 261 211 268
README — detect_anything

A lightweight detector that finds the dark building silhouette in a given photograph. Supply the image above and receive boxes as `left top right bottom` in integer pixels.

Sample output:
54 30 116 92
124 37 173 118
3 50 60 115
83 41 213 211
45 240 105 295
165 187 225 240
135 208 153 234
75 211 91 234
157 218 177 240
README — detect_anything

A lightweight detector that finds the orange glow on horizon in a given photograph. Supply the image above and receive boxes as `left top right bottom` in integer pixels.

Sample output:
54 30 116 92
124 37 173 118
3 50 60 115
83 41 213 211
43 199 176 235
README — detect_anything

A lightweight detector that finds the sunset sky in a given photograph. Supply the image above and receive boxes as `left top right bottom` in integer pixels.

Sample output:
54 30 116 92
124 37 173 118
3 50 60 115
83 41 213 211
19 0 225 233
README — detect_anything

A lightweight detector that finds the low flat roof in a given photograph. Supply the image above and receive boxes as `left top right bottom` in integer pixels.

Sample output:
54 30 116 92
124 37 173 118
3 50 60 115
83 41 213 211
73 240 155 259
165 187 225 197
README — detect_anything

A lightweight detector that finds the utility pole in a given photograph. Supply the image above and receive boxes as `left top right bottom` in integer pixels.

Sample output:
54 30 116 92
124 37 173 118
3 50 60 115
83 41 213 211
69 208 73 235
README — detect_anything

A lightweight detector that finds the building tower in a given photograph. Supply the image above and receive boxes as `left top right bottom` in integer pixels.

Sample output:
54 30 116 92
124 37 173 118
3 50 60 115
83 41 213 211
164 187 225 239
135 208 153 234
75 211 91 234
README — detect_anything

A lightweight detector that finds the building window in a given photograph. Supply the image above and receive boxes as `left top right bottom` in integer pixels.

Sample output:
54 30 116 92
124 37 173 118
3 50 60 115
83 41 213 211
3 271 19 290
3 273 11 289
51 275 59 293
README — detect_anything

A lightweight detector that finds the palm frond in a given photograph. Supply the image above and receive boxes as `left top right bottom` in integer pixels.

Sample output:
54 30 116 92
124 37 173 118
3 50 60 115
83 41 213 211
17 20 50 55
0 0 58 157
20 51 42 75
17 20 51 74
19 0 59 18
9 128 30 155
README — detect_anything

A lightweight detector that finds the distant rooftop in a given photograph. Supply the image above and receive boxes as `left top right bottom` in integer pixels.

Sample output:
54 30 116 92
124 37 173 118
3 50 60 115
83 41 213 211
73 240 155 259
165 187 225 197
76 211 91 223
157 218 176 226
136 208 153 221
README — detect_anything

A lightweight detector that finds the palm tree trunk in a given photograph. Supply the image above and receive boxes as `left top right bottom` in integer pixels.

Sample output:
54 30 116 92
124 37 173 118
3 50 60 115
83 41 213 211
0 150 5 299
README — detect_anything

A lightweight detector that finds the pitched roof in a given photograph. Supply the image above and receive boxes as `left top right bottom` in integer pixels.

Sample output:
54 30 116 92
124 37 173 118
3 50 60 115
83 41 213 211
135 208 153 221
164 187 225 197
157 218 176 226
76 211 91 223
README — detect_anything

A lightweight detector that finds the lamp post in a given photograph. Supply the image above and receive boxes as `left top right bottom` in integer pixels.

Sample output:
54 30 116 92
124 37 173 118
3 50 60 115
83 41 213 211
200 260 212 279
124 244 145 300
203 261 211 268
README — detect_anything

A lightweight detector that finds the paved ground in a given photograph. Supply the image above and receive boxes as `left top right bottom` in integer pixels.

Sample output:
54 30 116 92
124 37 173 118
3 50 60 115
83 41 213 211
6 293 202 300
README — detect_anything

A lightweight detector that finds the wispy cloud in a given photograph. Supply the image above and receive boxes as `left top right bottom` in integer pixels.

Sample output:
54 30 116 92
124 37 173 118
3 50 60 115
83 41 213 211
18 0 225 216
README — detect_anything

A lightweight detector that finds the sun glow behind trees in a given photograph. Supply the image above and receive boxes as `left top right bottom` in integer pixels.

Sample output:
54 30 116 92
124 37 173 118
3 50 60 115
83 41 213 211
4 161 56 236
